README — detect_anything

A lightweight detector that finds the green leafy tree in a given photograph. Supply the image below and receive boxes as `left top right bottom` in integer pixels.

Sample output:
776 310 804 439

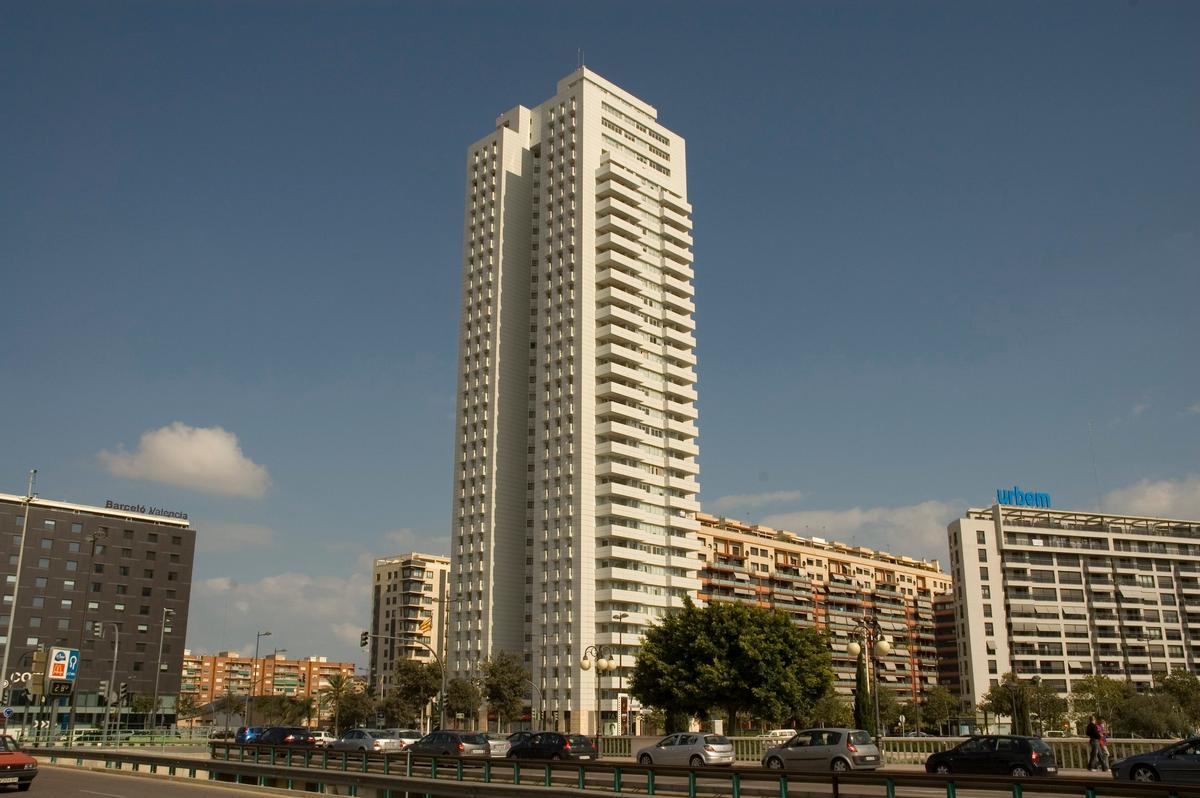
1156 669 1200 729
445 677 482 726
920 686 958 735
481 651 528 732
1113 692 1189 738
1069 675 1134 727
318 674 355 735
175 694 198 721
1027 680 1069 736
389 660 442 726
876 685 901 734
630 598 833 729
852 652 872 733
337 690 377 732
806 691 853 728
980 673 1041 735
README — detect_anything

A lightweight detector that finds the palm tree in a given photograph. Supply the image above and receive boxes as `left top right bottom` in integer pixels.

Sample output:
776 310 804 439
319 674 354 735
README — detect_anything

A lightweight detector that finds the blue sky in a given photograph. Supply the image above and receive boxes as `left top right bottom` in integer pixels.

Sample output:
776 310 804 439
2 1 1197 665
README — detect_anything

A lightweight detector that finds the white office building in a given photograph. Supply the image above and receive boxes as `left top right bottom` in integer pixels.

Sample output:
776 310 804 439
448 68 701 734
948 502 1200 719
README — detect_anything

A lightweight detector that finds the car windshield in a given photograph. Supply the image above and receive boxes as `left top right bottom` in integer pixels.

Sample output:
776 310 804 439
0 737 19 753
460 733 487 744
567 735 591 746
704 735 729 745
848 731 872 746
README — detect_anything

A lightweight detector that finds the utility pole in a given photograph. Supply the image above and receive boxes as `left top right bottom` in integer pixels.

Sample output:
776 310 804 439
0 470 36 710
150 608 175 732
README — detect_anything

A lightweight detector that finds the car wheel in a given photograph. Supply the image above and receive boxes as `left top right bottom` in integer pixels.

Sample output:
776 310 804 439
766 756 784 770
831 758 851 772
1010 765 1030 778
935 763 951 775
638 754 653 765
689 755 704 767
1132 765 1159 782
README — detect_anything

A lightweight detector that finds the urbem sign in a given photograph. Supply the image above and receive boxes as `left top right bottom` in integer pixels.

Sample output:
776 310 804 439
105 499 188 520
996 486 1051 509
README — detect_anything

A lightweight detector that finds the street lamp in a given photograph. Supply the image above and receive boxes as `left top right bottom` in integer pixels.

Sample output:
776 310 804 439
93 621 120 746
0 470 37 710
246 630 271 728
67 528 108 745
580 644 615 748
149 608 176 732
612 612 629 735
1002 681 1020 735
1030 675 1043 737
845 615 892 746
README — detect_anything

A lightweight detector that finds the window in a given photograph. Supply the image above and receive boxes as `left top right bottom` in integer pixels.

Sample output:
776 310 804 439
981 585 990 599
115 585 127 595
171 536 181 546
143 569 154 579
71 523 82 533
136 624 148 633
36 558 48 569
28 617 40 628
39 539 52 550
90 583 102 593
114 603 125 612
66 560 78 572
141 587 152 597
139 606 150 616
31 597 43 608
43 520 55 530
61 599 72 610
57 619 69 630
63 580 74 591
979 567 989 580
123 530 134 540
121 548 132 558
145 551 156 561
33 577 46 588
119 566 129 577
87 602 99 611
68 542 80 553
978 549 988 562
93 564 104 573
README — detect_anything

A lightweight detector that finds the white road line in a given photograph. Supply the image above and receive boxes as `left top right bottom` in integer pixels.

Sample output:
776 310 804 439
80 790 126 798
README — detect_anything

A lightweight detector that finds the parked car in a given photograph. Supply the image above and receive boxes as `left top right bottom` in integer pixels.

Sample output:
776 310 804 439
758 728 798 740
0 735 37 791
328 729 405 753
310 730 337 748
385 729 423 749
255 727 316 746
925 735 1057 778
485 733 512 758
637 732 735 767
1111 737 1200 783
762 728 881 772
407 731 490 757
507 732 598 761
235 726 265 744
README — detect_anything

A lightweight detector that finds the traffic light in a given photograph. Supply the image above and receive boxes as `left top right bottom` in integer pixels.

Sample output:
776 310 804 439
29 650 47 697
360 631 369 648
98 680 109 706
119 681 129 706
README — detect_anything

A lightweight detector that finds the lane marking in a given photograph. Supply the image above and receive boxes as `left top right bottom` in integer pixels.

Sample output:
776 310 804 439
81 791 126 798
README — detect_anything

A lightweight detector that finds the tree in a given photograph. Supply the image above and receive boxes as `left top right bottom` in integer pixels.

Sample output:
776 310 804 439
876 686 901 734
1028 680 1068 736
445 677 482 727
630 598 833 729
806 691 853 729
337 690 377 732
1069 675 1134 728
389 660 442 726
481 651 528 732
852 652 872 733
318 674 355 735
919 686 957 735
175 694 198 722
254 695 311 726
1113 693 1189 738
1156 669 1200 729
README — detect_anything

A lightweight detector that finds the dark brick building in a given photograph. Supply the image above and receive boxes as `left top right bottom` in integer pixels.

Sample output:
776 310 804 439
0 490 195 730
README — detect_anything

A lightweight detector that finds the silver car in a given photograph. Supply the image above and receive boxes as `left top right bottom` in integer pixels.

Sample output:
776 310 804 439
485 733 512 757
385 729 423 750
637 732 735 767
328 728 404 753
762 728 882 772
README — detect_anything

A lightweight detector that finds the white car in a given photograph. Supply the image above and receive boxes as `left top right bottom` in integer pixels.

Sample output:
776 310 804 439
759 729 797 740
310 730 337 748
385 729 423 749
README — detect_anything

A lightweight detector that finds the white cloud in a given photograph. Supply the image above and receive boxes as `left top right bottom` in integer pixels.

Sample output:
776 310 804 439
1132 402 1149 417
1188 402 1200 415
760 500 960 563
1103 474 1200 520
707 489 806 513
194 521 277 552
189 571 372 664
99 422 270 498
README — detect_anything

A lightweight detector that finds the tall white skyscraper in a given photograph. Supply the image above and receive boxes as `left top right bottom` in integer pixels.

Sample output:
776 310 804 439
449 68 701 734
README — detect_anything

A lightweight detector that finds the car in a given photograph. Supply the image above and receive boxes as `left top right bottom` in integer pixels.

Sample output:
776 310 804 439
904 731 934 737
406 731 490 757
762 728 882 772
209 728 237 741
1111 737 1200 783
484 733 512 758
758 728 798 740
507 732 598 761
255 727 316 746
384 729 423 749
636 732 735 767
507 730 537 747
310 730 337 748
328 729 404 753
925 735 1057 778
235 726 266 744
0 735 37 792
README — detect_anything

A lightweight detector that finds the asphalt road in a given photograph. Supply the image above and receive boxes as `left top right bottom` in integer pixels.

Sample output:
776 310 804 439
24 767 266 797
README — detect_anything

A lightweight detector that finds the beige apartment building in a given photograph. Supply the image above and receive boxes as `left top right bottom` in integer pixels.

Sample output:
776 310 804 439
697 513 952 705
369 553 450 696
181 651 354 716
949 503 1200 720
449 67 700 734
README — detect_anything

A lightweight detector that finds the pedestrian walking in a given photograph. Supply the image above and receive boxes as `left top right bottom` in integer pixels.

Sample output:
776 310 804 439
1098 717 1110 771
1086 714 1102 770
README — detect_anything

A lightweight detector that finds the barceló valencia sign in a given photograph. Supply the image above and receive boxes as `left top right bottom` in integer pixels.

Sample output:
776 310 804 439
996 486 1051 509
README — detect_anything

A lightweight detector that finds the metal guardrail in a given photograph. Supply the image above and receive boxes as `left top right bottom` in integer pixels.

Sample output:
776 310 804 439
37 743 1200 798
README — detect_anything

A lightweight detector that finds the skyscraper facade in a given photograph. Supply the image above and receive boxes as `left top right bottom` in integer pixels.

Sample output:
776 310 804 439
449 68 700 733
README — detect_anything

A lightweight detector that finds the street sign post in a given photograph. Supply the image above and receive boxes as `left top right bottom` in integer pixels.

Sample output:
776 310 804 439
48 648 80 682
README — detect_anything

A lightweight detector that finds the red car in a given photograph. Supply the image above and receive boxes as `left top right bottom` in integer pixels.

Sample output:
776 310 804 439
0 735 37 792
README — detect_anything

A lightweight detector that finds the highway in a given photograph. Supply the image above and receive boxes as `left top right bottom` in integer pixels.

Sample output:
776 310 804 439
31 767 263 797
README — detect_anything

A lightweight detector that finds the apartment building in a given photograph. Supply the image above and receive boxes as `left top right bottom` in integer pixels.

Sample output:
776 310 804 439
0 489 194 727
948 503 1200 717
369 553 450 696
181 651 354 718
448 67 700 734
933 593 961 697
697 514 952 702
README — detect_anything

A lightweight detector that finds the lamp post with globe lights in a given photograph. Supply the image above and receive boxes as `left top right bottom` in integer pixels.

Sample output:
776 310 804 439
579 645 615 748
846 616 892 746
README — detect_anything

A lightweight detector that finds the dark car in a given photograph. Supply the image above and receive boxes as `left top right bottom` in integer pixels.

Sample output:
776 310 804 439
1112 737 1200 783
406 731 490 757
925 735 1057 778
255 727 316 746
507 732 598 761
235 726 266 744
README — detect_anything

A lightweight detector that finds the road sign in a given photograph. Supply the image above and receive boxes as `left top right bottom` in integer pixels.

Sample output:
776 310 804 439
48 647 80 681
